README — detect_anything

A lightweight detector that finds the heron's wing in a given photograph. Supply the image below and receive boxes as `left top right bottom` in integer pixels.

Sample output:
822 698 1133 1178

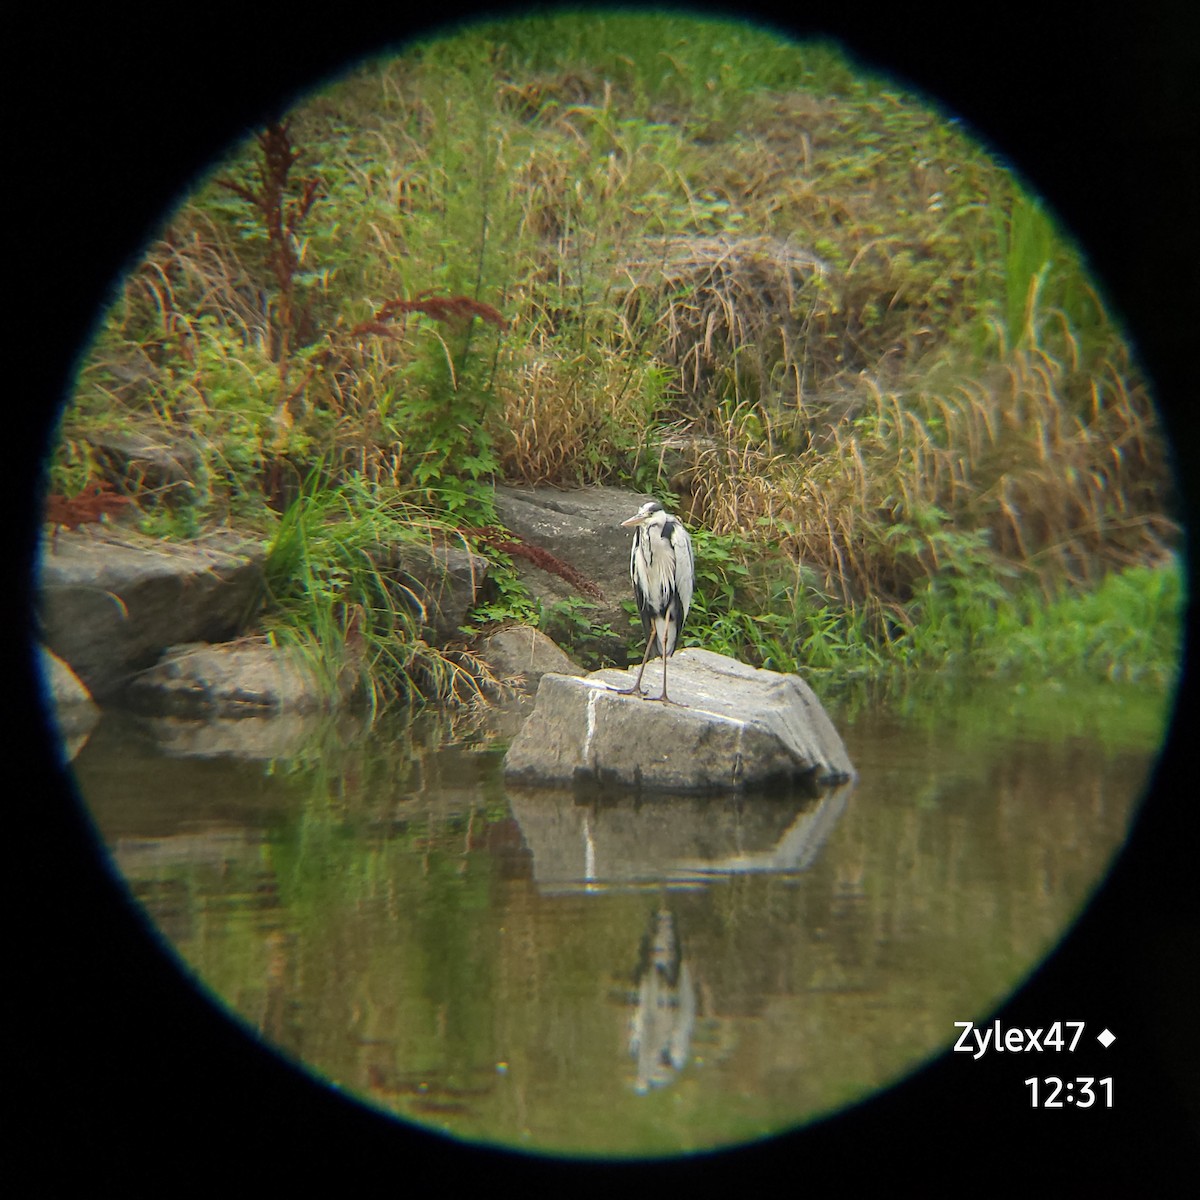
630 527 655 638
672 522 695 620
630 528 647 610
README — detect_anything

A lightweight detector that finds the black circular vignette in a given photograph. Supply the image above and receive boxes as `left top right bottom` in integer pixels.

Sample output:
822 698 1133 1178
11 2 1196 1186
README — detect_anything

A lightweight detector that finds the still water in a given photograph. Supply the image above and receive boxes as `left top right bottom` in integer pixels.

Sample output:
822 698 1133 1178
71 678 1167 1158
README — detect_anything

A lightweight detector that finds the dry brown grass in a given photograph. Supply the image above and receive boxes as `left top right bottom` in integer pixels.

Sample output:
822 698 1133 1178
680 339 1175 606
619 234 837 426
491 343 651 485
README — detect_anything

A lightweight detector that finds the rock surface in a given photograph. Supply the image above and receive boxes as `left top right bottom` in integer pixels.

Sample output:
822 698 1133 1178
389 543 490 642
33 485 711 726
503 648 854 794
493 484 652 661
37 528 265 700
38 644 101 752
123 640 346 718
88 428 205 507
34 525 484 715
480 625 584 691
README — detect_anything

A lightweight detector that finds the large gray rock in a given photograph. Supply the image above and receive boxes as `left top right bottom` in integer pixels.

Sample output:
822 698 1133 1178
123 640 346 718
503 648 854 794
390 543 490 643
37 528 265 699
480 625 583 692
88 428 204 506
492 484 659 662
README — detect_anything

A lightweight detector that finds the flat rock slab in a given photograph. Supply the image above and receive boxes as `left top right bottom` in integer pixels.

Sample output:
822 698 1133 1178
503 648 854 794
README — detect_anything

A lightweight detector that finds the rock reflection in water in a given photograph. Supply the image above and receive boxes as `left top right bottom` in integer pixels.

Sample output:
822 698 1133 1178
506 782 853 891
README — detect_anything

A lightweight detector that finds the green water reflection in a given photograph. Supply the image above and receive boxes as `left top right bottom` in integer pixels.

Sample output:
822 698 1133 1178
74 679 1167 1157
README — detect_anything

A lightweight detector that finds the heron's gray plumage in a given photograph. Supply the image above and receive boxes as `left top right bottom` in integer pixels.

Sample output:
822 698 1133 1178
619 500 695 703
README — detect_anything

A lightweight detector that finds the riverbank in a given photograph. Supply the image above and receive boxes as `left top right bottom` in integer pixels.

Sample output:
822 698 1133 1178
45 14 1182 708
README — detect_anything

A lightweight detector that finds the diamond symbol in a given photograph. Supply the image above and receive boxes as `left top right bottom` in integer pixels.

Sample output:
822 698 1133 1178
1097 1028 1116 1048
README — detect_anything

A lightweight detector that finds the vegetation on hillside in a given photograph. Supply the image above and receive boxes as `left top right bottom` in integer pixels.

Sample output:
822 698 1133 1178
49 13 1183 702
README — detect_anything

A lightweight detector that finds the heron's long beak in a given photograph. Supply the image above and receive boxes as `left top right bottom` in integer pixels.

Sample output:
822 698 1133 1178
620 514 642 527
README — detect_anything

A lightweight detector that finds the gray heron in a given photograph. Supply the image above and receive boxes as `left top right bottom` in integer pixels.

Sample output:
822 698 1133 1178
617 500 695 704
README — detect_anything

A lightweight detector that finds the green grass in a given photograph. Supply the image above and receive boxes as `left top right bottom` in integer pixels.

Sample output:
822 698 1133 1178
676 528 1183 696
966 557 1185 685
261 469 499 709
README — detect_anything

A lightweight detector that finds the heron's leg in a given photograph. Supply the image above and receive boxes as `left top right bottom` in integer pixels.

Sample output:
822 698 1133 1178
615 630 655 696
649 615 688 706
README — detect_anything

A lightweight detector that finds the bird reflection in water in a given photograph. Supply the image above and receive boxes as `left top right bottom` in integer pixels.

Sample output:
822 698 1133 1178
628 908 696 1093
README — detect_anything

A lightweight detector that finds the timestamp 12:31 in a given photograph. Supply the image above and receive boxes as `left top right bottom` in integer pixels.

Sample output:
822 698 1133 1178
1025 1077 1113 1108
